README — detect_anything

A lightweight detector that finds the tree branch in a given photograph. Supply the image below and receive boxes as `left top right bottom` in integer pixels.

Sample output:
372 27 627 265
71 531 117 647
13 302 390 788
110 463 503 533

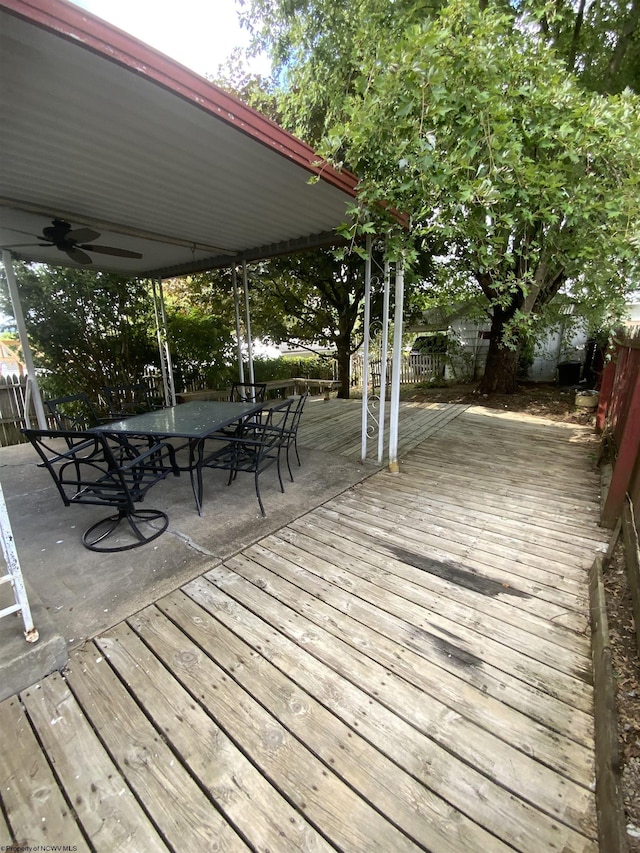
604 0 640 91
567 0 587 72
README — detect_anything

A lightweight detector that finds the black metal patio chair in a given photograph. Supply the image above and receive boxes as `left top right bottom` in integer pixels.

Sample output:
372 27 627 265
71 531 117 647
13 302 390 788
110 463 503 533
200 397 294 517
22 428 179 552
101 383 159 418
45 391 154 456
43 392 133 455
44 392 104 432
212 381 268 441
229 382 267 403
277 392 309 481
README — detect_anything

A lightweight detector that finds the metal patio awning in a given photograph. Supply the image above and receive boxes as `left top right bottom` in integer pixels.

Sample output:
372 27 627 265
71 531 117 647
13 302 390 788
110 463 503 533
0 0 406 472
0 0 358 277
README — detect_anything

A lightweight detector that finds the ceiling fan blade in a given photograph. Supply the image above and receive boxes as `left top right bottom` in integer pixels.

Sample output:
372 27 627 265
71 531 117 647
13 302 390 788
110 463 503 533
0 226 42 238
67 227 101 243
0 242 48 249
81 244 143 259
65 247 93 265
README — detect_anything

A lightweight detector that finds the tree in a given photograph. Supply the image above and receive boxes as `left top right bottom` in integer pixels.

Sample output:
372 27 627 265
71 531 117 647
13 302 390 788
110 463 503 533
523 0 640 94
162 273 237 390
248 249 369 398
245 0 640 393
0 263 159 401
207 47 281 120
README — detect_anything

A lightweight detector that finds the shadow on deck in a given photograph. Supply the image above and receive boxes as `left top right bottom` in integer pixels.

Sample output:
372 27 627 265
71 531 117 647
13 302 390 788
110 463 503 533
0 402 607 851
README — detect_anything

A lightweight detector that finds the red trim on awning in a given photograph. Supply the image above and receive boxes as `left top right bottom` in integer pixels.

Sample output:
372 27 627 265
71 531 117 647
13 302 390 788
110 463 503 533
1 0 358 197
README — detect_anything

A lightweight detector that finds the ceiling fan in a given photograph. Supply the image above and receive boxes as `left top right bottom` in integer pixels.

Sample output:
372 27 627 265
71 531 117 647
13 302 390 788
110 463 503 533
1 219 143 265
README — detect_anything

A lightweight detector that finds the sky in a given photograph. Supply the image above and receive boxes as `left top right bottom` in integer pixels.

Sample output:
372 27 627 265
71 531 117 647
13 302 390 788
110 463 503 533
70 0 270 78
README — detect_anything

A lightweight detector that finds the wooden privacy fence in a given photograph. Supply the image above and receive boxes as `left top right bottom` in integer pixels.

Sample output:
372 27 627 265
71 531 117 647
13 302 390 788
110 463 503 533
0 374 341 448
350 354 445 389
0 375 33 447
597 332 640 662
0 373 168 448
597 334 640 528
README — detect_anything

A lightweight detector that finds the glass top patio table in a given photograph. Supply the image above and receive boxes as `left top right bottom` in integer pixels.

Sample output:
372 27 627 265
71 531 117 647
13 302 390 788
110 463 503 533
97 400 263 439
93 400 264 514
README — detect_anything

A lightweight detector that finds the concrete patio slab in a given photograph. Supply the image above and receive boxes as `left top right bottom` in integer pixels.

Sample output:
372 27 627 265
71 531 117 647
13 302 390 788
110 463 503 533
0 435 376 697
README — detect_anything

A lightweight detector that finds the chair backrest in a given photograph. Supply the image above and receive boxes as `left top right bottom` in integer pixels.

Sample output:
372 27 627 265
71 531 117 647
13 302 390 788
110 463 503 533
102 383 151 418
235 397 294 463
43 393 101 432
262 397 294 438
288 392 309 435
229 382 267 403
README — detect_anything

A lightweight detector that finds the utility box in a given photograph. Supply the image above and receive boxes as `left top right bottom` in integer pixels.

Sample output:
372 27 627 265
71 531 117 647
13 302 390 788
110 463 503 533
557 361 581 386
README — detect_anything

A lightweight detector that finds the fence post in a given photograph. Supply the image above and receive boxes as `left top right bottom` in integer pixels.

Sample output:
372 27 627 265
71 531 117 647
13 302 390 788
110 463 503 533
596 359 616 434
601 368 640 528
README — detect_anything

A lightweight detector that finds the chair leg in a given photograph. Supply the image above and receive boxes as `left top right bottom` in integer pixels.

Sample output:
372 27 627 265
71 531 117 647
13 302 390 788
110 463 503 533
83 509 168 552
254 471 266 517
276 452 285 493
188 440 204 516
188 466 204 516
83 512 122 548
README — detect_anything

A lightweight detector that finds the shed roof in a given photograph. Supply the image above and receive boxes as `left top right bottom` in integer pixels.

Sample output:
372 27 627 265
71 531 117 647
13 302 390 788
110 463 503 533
0 0 358 278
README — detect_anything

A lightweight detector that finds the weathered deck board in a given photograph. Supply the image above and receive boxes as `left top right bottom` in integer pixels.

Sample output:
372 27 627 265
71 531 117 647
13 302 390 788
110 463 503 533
218 549 594 786
313 502 590 611
266 528 594 705
126 606 424 853
202 558 597 849
180 575 592 853
0 695 89 851
154 589 511 853
327 489 596 576
298 397 469 461
93 624 330 853
276 520 594 744
64 646 249 853
0 811 11 848
20 674 168 852
283 513 586 652
225 541 594 784
369 474 605 545
0 401 607 852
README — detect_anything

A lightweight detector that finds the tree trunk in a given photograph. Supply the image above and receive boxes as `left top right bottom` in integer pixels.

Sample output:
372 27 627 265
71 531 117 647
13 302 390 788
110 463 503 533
335 344 351 399
478 310 521 394
603 0 640 92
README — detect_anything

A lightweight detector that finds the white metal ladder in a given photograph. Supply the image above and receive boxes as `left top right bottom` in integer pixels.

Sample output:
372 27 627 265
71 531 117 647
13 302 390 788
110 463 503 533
0 480 38 643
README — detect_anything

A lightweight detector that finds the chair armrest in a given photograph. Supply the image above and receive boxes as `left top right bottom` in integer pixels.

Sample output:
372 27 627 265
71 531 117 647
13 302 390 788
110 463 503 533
102 436 179 475
38 436 99 465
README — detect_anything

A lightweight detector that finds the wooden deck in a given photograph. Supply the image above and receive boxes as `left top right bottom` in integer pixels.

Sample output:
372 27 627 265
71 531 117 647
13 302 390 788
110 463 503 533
299 396 469 461
0 402 608 852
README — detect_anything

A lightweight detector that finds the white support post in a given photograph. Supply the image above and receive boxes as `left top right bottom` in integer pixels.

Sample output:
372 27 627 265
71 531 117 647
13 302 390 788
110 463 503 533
377 258 391 464
152 279 176 407
242 262 255 389
151 280 168 404
360 236 372 462
2 251 47 428
0 480 38 642
388 258 405 473
232 267 245 383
